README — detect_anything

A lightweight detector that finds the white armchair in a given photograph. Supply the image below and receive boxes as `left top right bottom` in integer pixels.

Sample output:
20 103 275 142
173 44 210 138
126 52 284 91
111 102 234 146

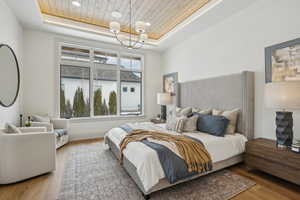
31 115 70 149
0 127 56 184
51 118 70 149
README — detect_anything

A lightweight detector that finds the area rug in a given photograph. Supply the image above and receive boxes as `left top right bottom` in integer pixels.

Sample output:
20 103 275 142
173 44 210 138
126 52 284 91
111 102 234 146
57 142 255 200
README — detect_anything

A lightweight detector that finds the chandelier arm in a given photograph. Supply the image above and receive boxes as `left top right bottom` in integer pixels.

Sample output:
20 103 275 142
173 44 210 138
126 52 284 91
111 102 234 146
132 41 145 49
129 0 132 46
114 31 144 49
114 32 127 47
110 0 147 49
130 36 142 48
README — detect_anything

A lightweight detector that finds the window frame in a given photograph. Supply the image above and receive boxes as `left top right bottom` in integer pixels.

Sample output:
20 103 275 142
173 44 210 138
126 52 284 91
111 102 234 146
57 42 145 120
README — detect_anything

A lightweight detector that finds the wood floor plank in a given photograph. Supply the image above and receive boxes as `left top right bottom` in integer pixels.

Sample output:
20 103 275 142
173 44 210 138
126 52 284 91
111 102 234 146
230 165 300 200
0 139 300 200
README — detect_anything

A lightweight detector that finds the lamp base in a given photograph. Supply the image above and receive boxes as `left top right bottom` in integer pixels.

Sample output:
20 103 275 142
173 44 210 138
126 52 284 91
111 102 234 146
276 111 293 148
161 105 166 120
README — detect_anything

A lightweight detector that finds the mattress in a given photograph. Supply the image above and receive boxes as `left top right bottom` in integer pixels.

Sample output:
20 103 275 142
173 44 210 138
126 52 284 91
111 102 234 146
105 122 247 192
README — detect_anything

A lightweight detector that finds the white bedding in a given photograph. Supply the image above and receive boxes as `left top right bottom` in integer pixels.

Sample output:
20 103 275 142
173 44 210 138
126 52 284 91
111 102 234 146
105 122 247 192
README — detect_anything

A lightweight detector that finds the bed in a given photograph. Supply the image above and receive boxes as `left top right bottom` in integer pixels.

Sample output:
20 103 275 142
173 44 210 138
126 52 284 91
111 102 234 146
105 71 254 199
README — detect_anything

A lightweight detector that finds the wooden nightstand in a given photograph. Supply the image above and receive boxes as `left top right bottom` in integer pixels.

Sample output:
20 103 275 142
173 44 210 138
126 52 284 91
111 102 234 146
245 138 300 186
150 119 166 124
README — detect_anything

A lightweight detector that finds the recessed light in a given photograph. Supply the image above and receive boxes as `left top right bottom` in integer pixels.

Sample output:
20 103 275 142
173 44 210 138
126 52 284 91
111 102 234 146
145 22 151 26
72 1 81 7
111 11 122 19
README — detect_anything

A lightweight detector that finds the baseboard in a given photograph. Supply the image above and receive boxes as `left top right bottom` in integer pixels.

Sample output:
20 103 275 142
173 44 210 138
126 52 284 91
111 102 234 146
69 132 105 141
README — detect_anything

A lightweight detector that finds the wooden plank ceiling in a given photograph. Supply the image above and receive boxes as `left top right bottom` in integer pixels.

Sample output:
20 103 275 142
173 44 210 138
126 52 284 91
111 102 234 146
37 0 210 40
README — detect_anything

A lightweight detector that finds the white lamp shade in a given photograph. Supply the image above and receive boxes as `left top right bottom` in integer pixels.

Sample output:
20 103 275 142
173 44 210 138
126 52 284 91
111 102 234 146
135 21 146 33
157 93 173 105
265 81 300 109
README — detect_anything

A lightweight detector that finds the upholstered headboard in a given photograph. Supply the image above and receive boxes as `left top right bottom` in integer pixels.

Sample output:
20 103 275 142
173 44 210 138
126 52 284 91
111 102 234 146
178 71 254 140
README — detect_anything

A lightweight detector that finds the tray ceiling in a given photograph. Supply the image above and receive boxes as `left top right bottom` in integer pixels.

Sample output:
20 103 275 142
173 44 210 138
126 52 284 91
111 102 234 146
37 0 210 40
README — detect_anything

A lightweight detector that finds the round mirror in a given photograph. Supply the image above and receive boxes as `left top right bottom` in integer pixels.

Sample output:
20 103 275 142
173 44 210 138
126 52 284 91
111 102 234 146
0 44 20 107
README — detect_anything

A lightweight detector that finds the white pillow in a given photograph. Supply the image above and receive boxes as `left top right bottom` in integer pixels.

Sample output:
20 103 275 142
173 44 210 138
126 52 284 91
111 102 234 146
5 123 21 134
176 107 192 117
183 115 198 132
174 117 186 133
167 116 186 133
192 108 212 115
32 115 51 123
192 107 201 113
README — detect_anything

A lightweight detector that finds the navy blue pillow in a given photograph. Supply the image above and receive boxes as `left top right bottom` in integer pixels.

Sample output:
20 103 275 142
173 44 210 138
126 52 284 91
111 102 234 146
192 113 229 137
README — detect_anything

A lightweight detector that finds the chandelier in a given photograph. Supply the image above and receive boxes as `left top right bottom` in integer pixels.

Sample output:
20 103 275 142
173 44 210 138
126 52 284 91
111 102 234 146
109 0 150 49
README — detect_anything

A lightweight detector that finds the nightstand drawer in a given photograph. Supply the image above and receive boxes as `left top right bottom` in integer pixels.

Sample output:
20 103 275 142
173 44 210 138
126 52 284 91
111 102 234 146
246 141 300 170
245 154 300 185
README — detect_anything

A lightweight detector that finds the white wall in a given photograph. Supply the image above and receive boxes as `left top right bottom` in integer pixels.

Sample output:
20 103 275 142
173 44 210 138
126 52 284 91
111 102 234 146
0 1 23 128
23 29 162 140
162 0 300 140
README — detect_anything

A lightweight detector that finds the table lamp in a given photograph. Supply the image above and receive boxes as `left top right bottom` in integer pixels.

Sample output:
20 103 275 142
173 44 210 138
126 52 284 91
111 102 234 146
265 81 300 148
157 93 173 120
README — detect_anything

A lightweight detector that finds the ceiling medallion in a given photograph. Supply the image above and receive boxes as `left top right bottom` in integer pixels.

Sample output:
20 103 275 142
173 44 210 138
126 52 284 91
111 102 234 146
109 0 150 49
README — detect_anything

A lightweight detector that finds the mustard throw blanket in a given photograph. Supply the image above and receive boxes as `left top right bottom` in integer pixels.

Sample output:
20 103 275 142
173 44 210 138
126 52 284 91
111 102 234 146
119 129 212 173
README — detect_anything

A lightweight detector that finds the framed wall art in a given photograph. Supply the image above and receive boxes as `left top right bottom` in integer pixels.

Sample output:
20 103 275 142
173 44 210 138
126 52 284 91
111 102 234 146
163 72 178 96
265 37 300 83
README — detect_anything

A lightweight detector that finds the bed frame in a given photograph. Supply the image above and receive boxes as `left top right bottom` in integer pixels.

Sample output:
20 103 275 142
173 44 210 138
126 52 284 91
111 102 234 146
106 71 254 199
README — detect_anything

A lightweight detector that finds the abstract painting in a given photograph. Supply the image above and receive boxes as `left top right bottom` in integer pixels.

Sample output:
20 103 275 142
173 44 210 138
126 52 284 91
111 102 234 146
265 38 300 83
163 72 178 96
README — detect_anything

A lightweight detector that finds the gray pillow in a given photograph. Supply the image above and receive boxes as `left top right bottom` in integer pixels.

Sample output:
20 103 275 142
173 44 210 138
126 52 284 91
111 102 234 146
183 115 198 132
193 113 229 137
5 123 21 134
212 109 239 135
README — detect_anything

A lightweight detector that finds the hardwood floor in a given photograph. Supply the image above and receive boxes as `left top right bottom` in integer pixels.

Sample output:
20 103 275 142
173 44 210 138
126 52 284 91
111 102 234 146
0 139 299 200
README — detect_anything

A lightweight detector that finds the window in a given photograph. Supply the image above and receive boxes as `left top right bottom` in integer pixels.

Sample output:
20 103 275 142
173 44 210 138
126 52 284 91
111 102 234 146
60 46 91 118
60 65 90 118
61 46 90 62
59 43 143 118
94 50 118 65
120 55 142 71
120 55 142 115
93 68 117 116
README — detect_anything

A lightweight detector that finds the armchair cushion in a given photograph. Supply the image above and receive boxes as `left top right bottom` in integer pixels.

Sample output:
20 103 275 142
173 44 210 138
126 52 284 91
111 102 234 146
31 122 54 132
18 126 47 133
51 118 69 130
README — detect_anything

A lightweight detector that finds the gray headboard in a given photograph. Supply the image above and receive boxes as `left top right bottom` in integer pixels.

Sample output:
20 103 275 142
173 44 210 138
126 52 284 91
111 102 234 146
178 71 254 140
